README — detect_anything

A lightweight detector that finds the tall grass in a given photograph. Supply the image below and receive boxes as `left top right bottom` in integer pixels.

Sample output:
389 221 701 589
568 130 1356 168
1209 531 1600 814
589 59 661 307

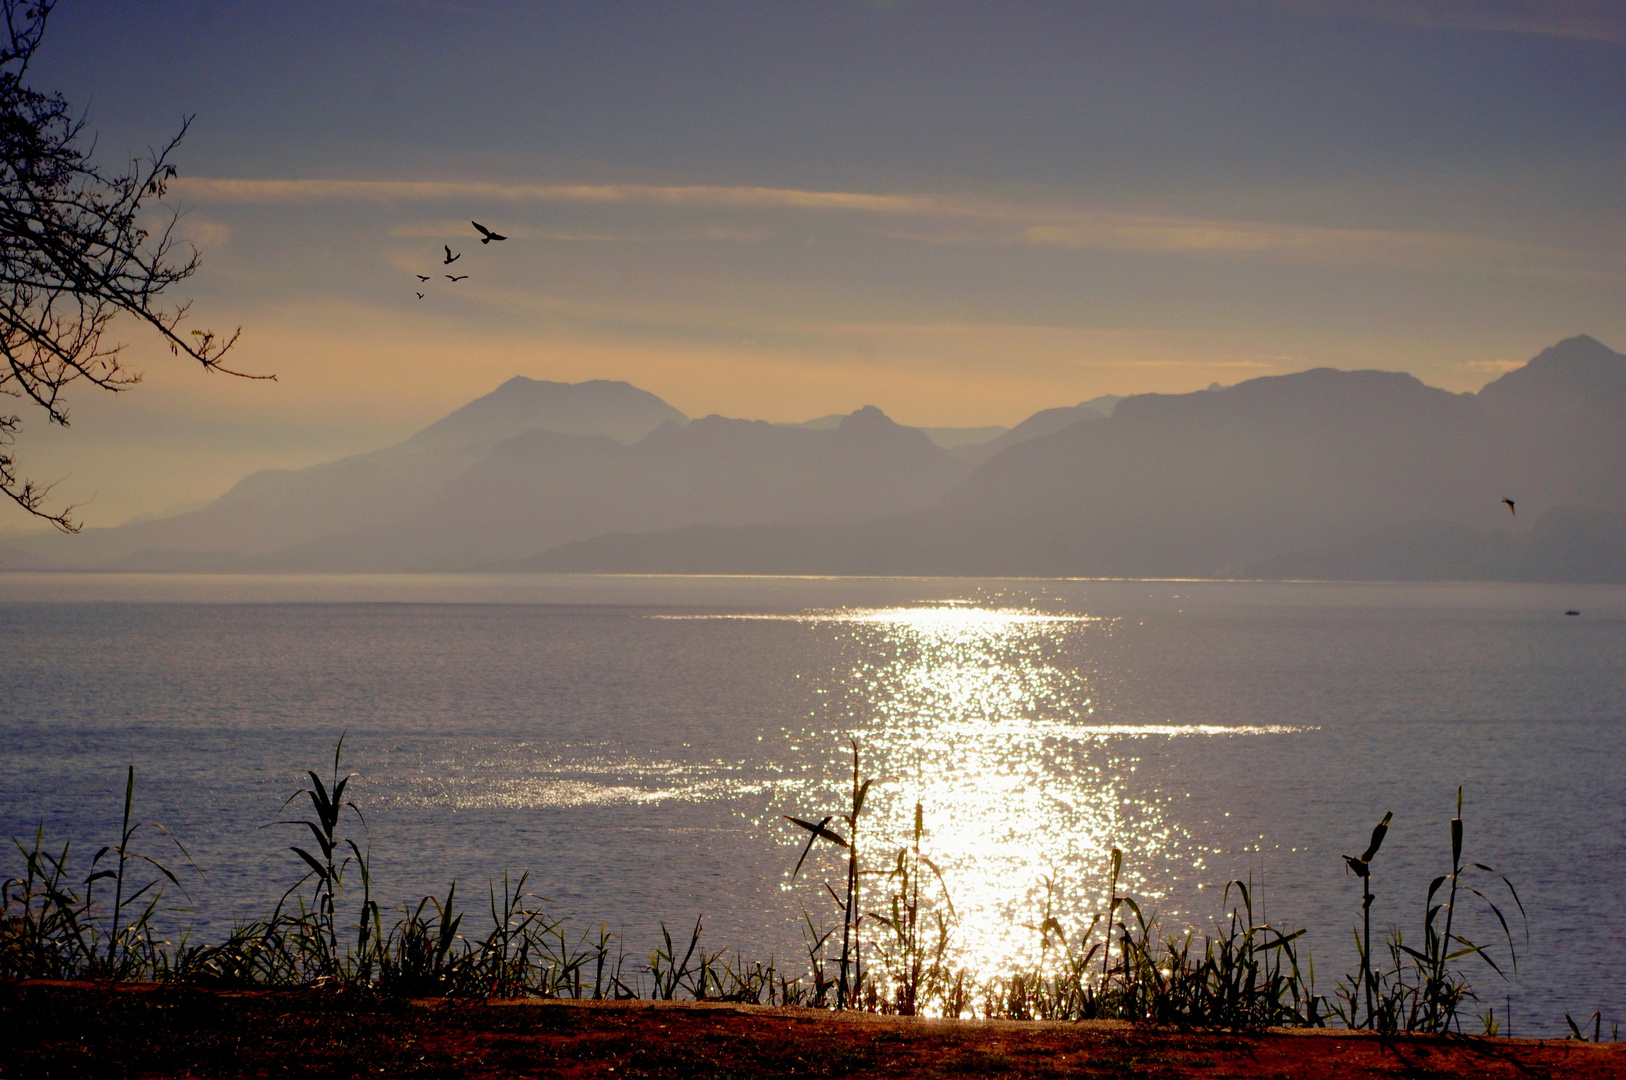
869 802 958 1015
1332 788 1525 1034
1 766 193 982
0 746 1562 1035
1339 808 1392 1028
968 865 1320 1026
784 739 872 1008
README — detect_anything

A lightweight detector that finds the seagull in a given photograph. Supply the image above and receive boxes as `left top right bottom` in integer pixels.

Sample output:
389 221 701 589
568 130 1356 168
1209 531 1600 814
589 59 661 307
472 221 507 244
416 292 425 299
445 274 468 282
443 246 461 265
416 274 430 282
1502 497 1516 515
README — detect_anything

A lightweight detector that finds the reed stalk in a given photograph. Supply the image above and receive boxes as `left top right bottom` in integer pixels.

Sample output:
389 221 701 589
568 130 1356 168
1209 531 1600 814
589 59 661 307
0 748 1556 1033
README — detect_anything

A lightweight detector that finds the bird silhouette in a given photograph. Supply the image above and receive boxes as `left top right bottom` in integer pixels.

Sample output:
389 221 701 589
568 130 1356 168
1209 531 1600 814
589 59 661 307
416 274 431 282
443 246 461 265
416 292 425 299
1502 497 1516 515
445 274 468 282
472 221 507 244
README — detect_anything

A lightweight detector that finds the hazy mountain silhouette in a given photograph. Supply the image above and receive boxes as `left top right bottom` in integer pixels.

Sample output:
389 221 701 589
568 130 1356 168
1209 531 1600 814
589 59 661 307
9 337 1622 580
787 415 1007 453
528 337 1626 581
251 406 968 571
956 394 1122 464
406 376 687 448
1474 335 1626 516
1 376 1109 571
2 378 685 568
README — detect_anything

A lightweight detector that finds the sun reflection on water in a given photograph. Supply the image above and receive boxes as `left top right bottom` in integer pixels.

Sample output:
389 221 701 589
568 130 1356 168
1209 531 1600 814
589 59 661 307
769 605 1311 979
380 604 1312 986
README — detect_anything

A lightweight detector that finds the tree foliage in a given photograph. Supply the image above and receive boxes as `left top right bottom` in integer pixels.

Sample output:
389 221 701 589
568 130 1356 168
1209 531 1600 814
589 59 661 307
0 0 265 530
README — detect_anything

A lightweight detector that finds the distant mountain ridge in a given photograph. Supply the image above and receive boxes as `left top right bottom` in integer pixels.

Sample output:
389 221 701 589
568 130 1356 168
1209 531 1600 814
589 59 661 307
527 336 1626 582
7 336 1623 581
2 382 1010 572
2 378 687 567
957 394 1122 464
241 405 969 571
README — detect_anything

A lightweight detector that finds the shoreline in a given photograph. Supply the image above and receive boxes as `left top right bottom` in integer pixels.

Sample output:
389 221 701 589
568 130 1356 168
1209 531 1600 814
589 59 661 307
4 982 1622 1079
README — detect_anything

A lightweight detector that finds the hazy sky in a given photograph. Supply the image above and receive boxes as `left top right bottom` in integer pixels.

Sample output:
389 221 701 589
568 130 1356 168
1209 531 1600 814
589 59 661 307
9 0 1625 527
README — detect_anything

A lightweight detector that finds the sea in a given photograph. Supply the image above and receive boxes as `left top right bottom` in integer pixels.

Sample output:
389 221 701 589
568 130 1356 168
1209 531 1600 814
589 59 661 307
0 573 1621 1035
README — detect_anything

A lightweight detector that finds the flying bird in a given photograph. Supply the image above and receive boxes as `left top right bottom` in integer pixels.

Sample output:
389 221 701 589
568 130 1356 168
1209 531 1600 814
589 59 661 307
472 221 507 244
416 274 430 282
1502 497 1516 515
445 274 468 282
416 292 425 299
443 246 461 265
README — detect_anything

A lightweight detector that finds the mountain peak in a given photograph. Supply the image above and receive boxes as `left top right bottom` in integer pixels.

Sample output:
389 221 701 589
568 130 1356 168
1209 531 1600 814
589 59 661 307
1531 334 1616 364
1478 335 1626 415
409 377 687 449
839 404 895 430
491 376 642 396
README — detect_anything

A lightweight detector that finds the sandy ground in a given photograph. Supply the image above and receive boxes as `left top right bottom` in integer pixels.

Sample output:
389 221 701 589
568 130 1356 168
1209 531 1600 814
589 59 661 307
2 984 1623 1078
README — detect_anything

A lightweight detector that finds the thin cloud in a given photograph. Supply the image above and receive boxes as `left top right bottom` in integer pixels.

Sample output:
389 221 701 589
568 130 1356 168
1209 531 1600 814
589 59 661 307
388 219 773 243
1019 214 1623 280
169 178 942 215
170 177 1620 279
1273 0 1626 44
1457 358 1526 373
1022 220 1317 255
1018 215 1468 265
169 176 1463 251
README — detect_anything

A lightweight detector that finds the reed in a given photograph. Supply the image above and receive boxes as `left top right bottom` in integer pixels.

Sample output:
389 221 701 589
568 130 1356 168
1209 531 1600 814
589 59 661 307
868 802 957 1015
0 747 1577 1036
1 766 192 982
1337 808 1392 1029
270 734 377 982
1567 1011 1618 1042
977 858 1321 1027
1332 789 1525 1034
784 739 872 1009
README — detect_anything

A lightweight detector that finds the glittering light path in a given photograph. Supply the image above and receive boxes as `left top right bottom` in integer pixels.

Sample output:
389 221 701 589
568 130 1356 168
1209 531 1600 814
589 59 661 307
669 606 1314 976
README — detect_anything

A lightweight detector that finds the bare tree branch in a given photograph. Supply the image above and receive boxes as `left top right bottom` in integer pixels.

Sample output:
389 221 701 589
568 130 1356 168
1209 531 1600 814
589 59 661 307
0 0 270 530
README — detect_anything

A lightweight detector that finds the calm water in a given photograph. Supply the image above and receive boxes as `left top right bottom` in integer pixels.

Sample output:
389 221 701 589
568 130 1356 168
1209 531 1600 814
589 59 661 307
1 574 1621 1034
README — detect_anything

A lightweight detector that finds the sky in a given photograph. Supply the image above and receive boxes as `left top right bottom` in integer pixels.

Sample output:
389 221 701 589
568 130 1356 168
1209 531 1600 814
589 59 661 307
7 0 1625 528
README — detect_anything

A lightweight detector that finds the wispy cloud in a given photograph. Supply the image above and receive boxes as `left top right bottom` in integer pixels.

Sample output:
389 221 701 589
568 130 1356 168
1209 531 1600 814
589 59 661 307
1021 219 1325 255
388 219 773 244
169 178 945 214
1017 212 1624 281
170 177 1622 280
1014 214 1499 267
1273 0 1626 44
1456 357 1526 374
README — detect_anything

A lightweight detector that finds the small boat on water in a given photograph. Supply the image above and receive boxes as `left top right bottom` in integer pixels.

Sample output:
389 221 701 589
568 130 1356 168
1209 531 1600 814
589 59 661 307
1565 610 1581 616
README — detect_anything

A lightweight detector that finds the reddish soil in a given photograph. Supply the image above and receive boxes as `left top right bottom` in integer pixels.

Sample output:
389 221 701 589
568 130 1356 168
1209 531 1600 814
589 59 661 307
2 983 1622 1079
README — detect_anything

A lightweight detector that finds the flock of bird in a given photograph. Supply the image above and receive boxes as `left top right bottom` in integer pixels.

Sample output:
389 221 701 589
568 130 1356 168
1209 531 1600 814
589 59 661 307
413 220 506 299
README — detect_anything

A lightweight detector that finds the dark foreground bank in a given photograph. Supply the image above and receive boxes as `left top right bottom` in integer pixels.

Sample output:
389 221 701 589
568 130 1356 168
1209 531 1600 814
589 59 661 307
2 983 1622 1080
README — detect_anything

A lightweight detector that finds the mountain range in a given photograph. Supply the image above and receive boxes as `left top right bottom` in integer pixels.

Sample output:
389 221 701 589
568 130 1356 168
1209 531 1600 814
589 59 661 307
5 336 1623 581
